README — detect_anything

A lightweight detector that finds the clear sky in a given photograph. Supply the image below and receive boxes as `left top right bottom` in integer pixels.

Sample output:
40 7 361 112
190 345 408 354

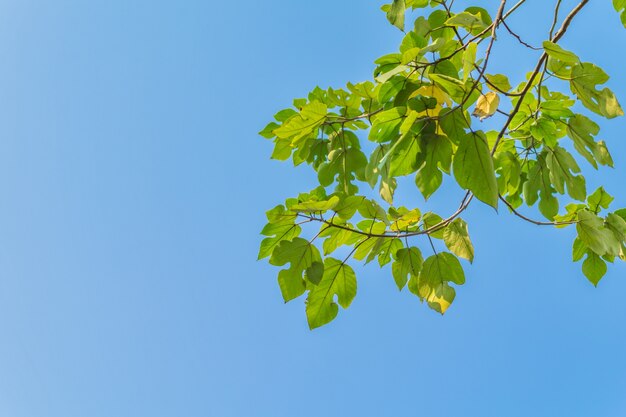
0 1 624 416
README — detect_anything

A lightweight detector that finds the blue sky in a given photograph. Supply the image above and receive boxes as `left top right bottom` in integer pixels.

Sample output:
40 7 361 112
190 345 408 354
0 1 624 416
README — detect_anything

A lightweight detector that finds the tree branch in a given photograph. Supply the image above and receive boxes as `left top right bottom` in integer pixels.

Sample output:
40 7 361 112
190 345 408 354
490 0 590 155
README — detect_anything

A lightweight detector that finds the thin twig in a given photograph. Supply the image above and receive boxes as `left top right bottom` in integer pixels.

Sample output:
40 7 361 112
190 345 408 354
501 19 541 50
499 195 576 226
491 0 590 155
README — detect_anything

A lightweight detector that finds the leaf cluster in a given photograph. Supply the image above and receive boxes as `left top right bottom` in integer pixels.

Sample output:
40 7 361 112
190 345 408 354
258 0 626 328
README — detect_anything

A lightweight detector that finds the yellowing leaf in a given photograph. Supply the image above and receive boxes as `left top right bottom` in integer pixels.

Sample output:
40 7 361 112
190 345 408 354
472 92 500 121
408 253 464 315
426 283 456 314
411 85 451 107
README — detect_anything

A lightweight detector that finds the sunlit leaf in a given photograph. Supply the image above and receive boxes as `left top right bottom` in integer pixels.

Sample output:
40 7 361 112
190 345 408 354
306 258 357 329
386 0 406 31
258 2 626 328
582 252 607 286
392 247 423 290
443 218 475 263
472 92 500 121
453 132 499 208
543 41 579 64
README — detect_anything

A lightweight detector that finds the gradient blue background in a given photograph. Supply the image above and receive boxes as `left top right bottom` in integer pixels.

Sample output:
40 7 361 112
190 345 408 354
0 1 624 416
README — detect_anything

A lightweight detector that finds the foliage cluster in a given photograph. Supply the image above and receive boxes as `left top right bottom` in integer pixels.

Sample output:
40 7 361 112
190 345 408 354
259 0 626 329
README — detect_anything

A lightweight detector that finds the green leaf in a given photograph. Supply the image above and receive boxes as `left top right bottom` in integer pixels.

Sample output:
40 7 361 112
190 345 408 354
378 238 403 267
365 145 386 188
358 199 389 224
353 236 386 264
439 107 469 143
582 252 607 286
258 1 626 327
274 101 328 141
495 151 521 195
417 253 465 286
321 226 361 255
274 108 297 122
407 0 429 8
485 74 512 92
587 187 614 213
572 238 587 262
270 238 323 302
523 156 559 220
259 121 280 139
258 205 300 260
333 195 367 220
613 0 626 28
422 212 445 239
428 74 466 102
407 95 437 113
615 208 626 222
369 108 405 143
317 145 368 195
462 42 477 82
545 146 586 201
392 247 423 290
606 213 626 241
596 141 614 167
576 211 620 256
277 269 307 303
409 253 464 314
567 114 604 168
414 134 452 200
258 222 301 260
415 168 442 201
305 261 325 285
291 196 340 213
389 132 422 177
376 64 409 83
379 174 397 204
443 218 475 262
390 208 421 231
306 258 357 329
570 63 624 119
400 31 427 53
270 138 293 161
453 132 499 208
444 11 489 34
378 76 405 103
386 0 406 31
554 203 585 225
356 220 387 235
530 117 557 147
540 100 574 118
465 6 493 26
542 41 579 64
